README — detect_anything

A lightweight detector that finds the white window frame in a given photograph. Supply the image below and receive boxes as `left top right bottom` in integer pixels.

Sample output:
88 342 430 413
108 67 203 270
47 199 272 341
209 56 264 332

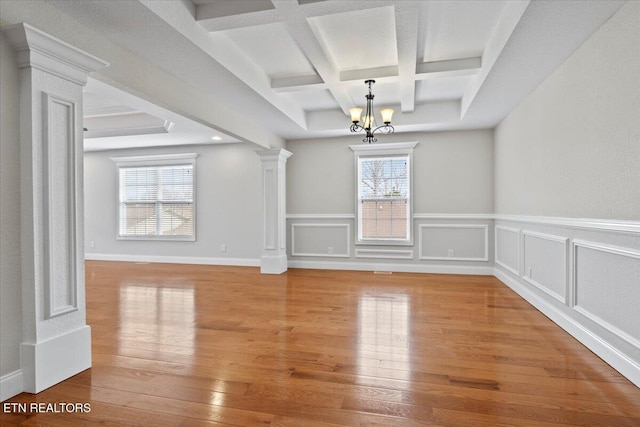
349 142 418 246
111 153 198 241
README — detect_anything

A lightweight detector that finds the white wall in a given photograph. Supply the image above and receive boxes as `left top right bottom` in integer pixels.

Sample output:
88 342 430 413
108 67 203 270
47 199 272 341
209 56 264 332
285 131 495 274
494 1 640 220
84 143 263 265
493 2 640 387
0 32 23 380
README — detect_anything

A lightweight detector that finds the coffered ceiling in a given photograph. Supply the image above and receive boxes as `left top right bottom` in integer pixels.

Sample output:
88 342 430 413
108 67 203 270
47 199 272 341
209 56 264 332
45 0 625 148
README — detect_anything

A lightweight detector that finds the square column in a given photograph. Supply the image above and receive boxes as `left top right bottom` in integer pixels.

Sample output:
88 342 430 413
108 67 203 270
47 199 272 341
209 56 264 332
256 149 292 274
2 23 108 393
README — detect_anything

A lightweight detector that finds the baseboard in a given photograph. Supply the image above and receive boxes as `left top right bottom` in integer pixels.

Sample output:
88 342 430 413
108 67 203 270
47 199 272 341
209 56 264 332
85 253 260 267
20 326 91 394
288 260 494 275
0 369 24 401
494 267 640 388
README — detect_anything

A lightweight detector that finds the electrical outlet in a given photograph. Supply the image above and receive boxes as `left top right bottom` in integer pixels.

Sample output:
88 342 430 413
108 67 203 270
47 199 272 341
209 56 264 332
528 267 533 278
90 241 95 248
220 244 227 253
448 249 454 257
328 247 334 254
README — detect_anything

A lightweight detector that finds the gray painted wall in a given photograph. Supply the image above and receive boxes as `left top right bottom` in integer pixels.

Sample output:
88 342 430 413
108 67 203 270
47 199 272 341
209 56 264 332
0 33 23 377
286 130 494 215
84 143 263 261
494 1 640 220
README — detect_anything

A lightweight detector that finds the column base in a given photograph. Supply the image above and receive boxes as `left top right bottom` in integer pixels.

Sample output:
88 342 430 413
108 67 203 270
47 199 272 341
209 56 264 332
260 254 288 274
21 325 91 393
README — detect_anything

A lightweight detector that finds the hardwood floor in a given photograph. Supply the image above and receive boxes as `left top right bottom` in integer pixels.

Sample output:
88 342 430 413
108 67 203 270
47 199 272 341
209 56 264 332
2 261 639 426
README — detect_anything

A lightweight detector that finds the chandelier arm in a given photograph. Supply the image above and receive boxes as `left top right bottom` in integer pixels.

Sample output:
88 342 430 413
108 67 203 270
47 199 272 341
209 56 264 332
372 124 395 135
350 123 363 133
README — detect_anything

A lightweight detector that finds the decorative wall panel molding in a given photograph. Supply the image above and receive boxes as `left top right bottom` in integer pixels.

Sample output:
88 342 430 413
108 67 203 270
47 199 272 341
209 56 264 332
42 93 79 318
355 249 414 259
572 240 640 352
414 213 493 220
495 225 520 275
291 223 351 258
263 168 277 250
418 224 488 261
287 213 355 220
522 230 568 304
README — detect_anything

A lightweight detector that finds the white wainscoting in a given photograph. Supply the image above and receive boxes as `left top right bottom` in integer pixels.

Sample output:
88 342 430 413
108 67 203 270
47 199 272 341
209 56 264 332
43 93 79 319
494 217 640 388
355 249 414 259
572 240 640 353
418 224 488 261
290 223 350 258
287 214 493 274
495 226 520 275
522 231 568 304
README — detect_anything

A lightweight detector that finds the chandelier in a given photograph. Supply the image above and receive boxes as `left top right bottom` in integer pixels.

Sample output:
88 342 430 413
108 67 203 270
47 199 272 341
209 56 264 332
349 79 394 143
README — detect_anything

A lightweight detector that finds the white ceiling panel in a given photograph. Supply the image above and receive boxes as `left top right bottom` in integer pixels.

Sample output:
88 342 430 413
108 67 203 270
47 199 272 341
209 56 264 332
224 22 315 78
420 1 507 62
307 6 398 71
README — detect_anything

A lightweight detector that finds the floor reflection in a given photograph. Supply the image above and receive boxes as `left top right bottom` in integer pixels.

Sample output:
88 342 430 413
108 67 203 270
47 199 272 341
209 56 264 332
119 284 195 354
357 292 411 381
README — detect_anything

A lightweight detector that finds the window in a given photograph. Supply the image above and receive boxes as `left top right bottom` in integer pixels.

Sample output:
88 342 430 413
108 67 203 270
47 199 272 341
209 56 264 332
350 142 417 245
112 153 197 240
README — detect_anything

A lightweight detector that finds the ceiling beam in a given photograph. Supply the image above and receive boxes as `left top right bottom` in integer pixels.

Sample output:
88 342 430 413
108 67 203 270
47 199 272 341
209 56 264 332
196 0 276 21
271 74 326 93
460 0 530 118
415 57 482 79
271 56 482 93
197 0 393 32
339 66 399 83
394 1 420 113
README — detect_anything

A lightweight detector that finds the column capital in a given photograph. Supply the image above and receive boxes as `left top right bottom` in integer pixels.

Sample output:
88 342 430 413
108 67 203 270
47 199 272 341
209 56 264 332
2 22 109 85
256 148 293 163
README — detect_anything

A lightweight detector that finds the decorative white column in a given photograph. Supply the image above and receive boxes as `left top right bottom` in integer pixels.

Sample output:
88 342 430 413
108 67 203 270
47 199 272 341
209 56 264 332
2 23 108 393
256 149 292 274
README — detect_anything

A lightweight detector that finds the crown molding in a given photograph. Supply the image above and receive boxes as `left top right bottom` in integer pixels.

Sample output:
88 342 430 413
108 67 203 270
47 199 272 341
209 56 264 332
2 23 108 85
